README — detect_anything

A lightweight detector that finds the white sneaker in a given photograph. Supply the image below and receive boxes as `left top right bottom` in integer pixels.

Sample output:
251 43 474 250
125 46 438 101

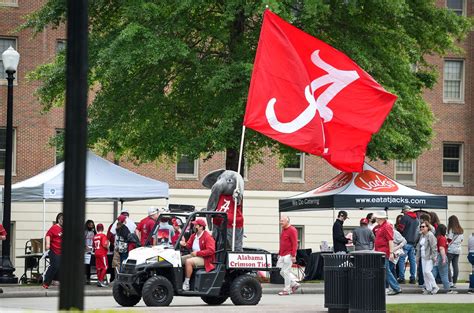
447 290 458 294
422 289 431 295
385 288 390 295
291 283 301 293
182 281 190 291
431 286 440 294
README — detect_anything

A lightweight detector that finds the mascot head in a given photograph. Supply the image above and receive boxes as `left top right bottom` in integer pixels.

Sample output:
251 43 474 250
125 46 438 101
202 169 244 211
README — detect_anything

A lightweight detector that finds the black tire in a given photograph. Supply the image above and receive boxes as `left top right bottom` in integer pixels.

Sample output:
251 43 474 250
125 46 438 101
201 296 229 305
229 275 262 306
142 276 174 306
112 283 141 307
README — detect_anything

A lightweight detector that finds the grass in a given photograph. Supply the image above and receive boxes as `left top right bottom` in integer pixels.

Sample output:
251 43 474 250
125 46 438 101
387 303 473 313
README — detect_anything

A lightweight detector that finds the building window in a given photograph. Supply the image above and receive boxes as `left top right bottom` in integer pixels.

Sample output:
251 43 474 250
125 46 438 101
443 143 463 185
0 128 17 175
294 225 304 249
395 160 416 185
0 38 17 80
54 129 65 165
176 155 198 179
446 0 465 16
443 60 464 102
283 153 304 182
56 40 66 54
0 0 18 7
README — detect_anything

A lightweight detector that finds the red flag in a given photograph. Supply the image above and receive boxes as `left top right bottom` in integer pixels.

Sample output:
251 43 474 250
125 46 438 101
244 10 397 172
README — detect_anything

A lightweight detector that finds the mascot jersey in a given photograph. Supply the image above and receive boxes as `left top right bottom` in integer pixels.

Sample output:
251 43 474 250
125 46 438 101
213 195 244 228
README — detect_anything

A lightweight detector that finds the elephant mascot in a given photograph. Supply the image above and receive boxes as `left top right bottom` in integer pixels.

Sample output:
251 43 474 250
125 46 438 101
202 169 244 251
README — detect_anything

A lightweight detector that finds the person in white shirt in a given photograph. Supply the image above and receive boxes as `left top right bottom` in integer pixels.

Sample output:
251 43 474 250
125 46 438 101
110 208 136 235
366 212 377 231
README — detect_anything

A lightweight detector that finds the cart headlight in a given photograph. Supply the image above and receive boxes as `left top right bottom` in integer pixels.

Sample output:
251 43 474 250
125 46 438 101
146 256 165 264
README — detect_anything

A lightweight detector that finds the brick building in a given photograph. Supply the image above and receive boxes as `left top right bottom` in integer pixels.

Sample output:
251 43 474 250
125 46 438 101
1 0 473 279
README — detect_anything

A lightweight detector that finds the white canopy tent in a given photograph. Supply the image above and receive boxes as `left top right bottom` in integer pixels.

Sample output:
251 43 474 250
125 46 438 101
1 151 169 234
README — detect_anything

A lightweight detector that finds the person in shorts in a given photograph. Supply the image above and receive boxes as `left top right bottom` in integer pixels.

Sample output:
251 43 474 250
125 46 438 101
180 219 215 291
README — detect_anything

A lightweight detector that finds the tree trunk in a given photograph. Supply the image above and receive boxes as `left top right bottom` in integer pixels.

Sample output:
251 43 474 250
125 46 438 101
226 147 245 177
225 8 246 176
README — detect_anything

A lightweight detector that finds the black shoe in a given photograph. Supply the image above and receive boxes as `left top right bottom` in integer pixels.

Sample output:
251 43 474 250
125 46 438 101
409 278 416 284
397 278 406 284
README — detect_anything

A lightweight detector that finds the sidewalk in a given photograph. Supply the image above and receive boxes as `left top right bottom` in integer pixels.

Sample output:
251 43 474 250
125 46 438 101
0 282 471 298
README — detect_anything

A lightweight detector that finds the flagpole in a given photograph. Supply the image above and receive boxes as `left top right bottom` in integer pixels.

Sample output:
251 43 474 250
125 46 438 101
232 125 246 251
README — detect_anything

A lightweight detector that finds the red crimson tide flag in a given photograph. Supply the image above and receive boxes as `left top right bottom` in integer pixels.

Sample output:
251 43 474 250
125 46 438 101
243 10 397 172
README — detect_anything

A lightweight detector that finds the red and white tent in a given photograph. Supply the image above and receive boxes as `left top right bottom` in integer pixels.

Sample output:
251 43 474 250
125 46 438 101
279 163 447 212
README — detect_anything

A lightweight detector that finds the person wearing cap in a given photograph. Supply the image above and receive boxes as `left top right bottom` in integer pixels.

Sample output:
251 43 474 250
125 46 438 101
93 223 110 287
135 207 160 246
352 218 375 251
373 211 402 295
180 219 216 291
115 214 131 271
171 218 182 245
332 210 350 253
397 205 419 284
110 208 137 235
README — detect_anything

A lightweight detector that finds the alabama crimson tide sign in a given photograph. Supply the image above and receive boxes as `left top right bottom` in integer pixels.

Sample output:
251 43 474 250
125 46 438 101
244 10 397 172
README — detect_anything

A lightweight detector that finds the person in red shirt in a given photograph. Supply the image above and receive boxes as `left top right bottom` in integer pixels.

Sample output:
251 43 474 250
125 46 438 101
373 211 401 295
432 224 455 293
171 218 181 245
277 216 300 296
43 213 63 289
93 223 110 287
0 223 6 241
180 219 215 291
135 207 159 246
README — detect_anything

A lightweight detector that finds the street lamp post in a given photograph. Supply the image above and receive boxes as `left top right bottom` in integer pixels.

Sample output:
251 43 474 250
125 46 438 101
0 46 19 283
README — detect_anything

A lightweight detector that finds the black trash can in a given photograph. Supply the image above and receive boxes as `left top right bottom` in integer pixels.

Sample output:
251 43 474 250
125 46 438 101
349 251 386 313
270 253 284 284
323 253 352 313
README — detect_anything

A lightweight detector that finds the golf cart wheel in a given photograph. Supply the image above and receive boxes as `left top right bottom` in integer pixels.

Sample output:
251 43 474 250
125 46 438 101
230 275 262 305
201 296 228 305
112 283 141 307
142 275 174 306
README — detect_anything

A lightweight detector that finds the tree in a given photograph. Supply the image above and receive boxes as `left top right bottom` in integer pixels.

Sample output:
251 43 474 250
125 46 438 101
24 0 471 170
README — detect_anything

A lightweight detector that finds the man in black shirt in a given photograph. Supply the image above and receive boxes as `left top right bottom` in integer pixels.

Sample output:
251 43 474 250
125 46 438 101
333 210 350 253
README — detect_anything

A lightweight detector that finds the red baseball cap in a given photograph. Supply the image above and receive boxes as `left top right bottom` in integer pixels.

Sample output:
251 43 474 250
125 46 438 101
360 218 369 225
117 215 127 223
192 219 206 227
96 223 104 231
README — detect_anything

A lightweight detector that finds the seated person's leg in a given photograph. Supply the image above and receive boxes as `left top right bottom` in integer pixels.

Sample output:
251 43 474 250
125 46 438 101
181 254 191 265
189 256 205 269
182 256 198 291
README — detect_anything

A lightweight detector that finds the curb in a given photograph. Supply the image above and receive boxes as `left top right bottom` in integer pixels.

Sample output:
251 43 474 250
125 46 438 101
1 285 471 299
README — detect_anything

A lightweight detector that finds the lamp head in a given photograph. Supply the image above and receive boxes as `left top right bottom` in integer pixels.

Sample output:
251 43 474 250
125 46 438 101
2 46 20 72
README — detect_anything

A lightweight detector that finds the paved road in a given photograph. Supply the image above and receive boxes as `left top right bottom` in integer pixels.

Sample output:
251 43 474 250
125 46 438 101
1 294 473 312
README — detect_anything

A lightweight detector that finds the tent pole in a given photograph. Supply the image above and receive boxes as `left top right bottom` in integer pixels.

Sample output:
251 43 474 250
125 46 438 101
43 199 46 239
278 210 282 236
113 200 118 222
120 200 124 211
